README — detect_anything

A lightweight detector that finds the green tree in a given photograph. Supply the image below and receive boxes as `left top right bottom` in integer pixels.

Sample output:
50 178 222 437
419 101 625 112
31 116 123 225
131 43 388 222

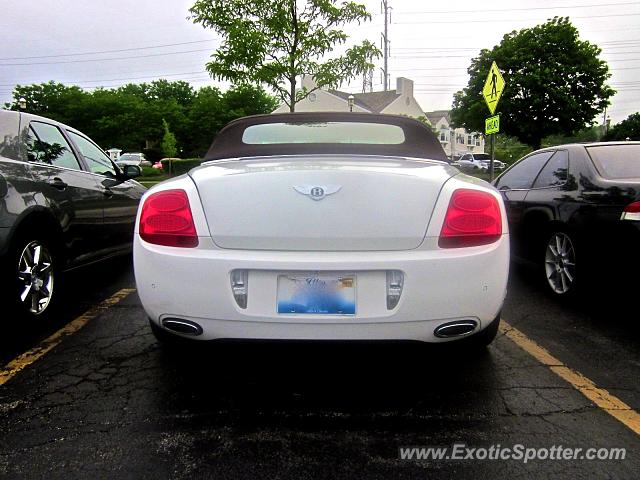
146 80 194 107
161 119 178 158
220 84 279 125
189 0 380 111
6 81 87 126
494 135 532 164
7 79 277 158
604 112 640 141
543 125 601 147
451 17 615 149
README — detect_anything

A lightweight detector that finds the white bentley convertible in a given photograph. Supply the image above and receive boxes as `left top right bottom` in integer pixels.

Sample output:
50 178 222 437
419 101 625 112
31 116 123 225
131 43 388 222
134 112 509 347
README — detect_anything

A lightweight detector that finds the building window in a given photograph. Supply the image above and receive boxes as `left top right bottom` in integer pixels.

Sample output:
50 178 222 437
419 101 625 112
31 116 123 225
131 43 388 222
475 135 481 146
440 129 447 142
457 134 465 144
467 135 473 145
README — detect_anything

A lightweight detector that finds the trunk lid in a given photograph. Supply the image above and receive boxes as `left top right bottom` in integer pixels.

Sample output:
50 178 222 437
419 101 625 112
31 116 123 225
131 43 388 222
190 155 456 251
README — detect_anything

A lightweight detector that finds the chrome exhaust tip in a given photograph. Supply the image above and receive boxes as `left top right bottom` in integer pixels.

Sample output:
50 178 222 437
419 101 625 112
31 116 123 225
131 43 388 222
161 318 203 336
434 320 478 338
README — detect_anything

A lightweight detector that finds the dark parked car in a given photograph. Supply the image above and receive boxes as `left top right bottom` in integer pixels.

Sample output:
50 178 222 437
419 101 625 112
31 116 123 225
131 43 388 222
0 109 146 318
494 142 640 296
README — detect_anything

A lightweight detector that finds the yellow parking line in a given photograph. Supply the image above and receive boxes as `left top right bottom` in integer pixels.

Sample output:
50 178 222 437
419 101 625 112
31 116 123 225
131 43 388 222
0 288 135 387
500 321 640 436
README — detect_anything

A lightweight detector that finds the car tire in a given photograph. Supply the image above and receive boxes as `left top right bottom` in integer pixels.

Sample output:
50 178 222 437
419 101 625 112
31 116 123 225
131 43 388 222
542 229 579 297
4 232 60 320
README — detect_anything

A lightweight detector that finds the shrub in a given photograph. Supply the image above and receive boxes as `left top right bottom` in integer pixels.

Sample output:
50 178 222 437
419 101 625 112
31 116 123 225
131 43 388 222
160 158 203 176
140 166 165 177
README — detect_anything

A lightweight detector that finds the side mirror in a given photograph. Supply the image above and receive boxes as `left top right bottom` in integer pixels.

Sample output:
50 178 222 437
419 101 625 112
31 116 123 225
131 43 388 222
122 164 141 179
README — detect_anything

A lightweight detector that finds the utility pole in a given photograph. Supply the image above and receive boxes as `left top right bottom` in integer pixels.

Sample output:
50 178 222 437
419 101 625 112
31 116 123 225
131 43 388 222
381 0 391 91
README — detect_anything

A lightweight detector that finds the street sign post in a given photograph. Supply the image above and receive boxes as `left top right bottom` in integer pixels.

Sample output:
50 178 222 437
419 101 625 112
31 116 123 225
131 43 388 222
483 62 505 181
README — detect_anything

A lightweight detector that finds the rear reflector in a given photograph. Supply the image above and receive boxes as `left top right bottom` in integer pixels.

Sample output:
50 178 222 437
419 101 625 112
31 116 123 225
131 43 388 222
439 189 502 248
139 189 198 247
386 270 404 310
621 201 640 221
230 269 248 309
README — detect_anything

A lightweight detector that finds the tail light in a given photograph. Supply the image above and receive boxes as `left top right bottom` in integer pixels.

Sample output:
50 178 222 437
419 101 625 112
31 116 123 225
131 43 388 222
621 201 640 221
139 189 198 247
439 189 502 248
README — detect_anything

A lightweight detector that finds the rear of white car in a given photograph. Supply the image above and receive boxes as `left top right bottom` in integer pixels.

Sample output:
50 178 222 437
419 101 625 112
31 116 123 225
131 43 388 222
134 113 509 345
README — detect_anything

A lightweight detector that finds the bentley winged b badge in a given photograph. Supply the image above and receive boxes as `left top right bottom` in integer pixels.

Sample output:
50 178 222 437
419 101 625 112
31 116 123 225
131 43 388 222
293 185 342 201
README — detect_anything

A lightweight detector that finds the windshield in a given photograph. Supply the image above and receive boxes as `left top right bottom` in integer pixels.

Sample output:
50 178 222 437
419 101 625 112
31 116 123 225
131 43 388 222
586 144 640 179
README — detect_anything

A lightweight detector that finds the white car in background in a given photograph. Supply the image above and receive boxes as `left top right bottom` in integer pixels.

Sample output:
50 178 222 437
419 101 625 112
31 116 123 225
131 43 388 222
134 113 509 348
117 152 151 167
453 153 493 170
480 159 507 171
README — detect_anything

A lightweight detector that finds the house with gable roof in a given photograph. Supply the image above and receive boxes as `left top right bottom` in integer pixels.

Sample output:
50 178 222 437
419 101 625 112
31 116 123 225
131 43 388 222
272 76 426 118
424 110 485 158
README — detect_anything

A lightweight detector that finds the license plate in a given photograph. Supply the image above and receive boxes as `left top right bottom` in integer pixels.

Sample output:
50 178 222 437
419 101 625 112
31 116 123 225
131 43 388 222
277 273 356 315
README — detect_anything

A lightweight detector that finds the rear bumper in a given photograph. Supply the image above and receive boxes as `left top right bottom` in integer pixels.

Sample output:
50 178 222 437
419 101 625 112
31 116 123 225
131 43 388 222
134 235 510 343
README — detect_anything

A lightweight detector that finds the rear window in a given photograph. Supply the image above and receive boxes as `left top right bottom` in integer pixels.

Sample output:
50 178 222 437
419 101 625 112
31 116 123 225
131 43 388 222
586 144 640 179
241 122 406 145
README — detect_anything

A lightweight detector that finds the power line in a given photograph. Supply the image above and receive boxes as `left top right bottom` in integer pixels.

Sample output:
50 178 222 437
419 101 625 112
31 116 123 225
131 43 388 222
0 48 214 67
393 1 640 15
395 13 640 24
392 42 640 51
0 68 214 87
0 39 217 61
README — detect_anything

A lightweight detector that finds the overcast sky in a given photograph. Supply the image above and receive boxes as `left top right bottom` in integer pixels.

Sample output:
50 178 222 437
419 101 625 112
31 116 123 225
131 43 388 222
1 0 638 124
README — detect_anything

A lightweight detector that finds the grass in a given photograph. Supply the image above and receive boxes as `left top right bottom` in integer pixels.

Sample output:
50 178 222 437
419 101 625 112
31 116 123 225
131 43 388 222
137 175 169 188
456 168 501 183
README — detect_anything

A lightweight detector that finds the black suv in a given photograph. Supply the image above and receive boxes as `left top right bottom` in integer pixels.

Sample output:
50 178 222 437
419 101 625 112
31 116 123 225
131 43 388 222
0 109 146 318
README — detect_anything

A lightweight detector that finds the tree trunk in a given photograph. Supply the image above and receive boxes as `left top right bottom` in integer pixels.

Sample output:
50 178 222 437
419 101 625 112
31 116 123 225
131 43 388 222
289 77 296 112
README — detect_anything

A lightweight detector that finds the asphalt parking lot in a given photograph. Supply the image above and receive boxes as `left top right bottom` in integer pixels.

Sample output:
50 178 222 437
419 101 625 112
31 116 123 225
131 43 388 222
0 259 638 479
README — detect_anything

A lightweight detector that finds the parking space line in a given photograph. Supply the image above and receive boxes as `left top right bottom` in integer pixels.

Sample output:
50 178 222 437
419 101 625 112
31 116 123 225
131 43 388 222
500 320 640 436
0 288 135 387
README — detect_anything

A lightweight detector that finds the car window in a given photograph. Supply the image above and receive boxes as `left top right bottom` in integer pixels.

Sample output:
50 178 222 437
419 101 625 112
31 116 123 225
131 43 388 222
0 112 21 161
532 150 569 188
586 144 640 179
27 122 81 170
495 151 555 190
68 131 117 176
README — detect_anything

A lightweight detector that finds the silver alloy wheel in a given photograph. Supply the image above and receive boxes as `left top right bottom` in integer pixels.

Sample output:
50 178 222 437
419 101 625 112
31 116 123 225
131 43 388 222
17 241 54 315
544 232 576 295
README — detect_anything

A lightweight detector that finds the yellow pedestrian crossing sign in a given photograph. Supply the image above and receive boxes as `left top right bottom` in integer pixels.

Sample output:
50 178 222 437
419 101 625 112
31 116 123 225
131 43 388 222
483 61 505 115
